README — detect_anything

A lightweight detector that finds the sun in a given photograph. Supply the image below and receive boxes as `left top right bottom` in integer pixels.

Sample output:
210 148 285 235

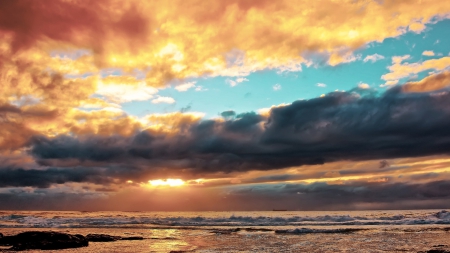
148 179 185 187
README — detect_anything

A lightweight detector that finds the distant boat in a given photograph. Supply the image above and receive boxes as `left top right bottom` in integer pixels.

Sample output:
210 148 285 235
272 209 287 211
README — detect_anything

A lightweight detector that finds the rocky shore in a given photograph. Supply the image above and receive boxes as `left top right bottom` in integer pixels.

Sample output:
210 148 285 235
0 231 144 251
0 230 448 252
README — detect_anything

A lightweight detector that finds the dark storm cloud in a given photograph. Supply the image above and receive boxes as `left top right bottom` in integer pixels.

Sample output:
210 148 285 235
220 110 236 118
0 189 108 210
280 180 450 201
30 87 450 176
31 135 127 162
224 180 450 210
0 167 111 188
2 179 449 211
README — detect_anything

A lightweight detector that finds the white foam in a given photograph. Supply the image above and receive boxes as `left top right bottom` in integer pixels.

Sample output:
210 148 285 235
275 228 362 234
0 210 449 228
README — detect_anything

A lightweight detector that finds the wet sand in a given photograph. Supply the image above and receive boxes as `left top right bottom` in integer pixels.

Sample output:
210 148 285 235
1 226 450 252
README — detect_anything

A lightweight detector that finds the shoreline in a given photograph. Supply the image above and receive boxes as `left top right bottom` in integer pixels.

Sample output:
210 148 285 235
1 226 450 252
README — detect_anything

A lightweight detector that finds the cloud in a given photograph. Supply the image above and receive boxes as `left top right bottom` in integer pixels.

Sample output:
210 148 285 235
236 77 249 83
1 0 448 93
358 83 370 89
151 96 176 104
25 87 450 179
1 0 450 209
423 50 435 56
0 167 112 188
195 86 207 91
221 180 450 210
96 76 158 103
226 80 237 87
0 48 97 108
0 103 60 151
327 52 361 66
363 54 385 63
381 80 399 87
226 77 249 87
273 84 282 91
175 81 196 92
382 56 450 82
2 177 450 210
220 110 237 119
403 71 450 92
317 83 327 88
409 22 427 33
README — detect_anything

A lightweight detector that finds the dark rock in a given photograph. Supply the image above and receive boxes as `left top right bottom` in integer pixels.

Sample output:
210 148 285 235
0 231 88 251
243 228 273 232
150 237 178 240
86 234 121 242
121 236 144 240
418 249 450 253
210 228 241 234
0 235 13 246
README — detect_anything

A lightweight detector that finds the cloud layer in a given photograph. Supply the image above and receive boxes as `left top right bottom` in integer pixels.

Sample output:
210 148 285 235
1 0 450 210
13 87 450 186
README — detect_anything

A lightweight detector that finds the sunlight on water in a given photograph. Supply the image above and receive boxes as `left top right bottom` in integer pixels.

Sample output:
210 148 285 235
0 210 449 252
147 229 194 252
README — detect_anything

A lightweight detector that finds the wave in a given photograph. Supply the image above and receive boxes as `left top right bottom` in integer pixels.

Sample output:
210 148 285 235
275 228 364 234
0 210 449 228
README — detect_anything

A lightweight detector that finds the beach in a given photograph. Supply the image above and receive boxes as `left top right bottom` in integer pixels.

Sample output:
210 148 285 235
1 210 449 252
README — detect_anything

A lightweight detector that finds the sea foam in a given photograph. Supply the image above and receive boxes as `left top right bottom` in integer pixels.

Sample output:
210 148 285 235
0 210 449 228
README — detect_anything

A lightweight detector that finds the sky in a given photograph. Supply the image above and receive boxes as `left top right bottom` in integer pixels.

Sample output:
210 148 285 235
1 0 450 211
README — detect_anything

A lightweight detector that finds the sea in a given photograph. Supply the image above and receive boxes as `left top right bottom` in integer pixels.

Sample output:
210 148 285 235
1 209 449 252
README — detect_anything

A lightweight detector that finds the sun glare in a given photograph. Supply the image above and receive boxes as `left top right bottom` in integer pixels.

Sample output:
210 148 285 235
149 179 185 187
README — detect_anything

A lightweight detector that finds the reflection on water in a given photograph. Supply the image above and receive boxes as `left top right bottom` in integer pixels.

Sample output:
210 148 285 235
0 227 450 252
0 210 450 252
148 229 195 252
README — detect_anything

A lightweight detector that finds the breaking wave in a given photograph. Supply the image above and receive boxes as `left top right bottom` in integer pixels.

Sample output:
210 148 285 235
0 210 449 228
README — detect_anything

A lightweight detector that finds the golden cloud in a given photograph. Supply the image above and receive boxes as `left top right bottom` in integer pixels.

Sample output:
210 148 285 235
0 0 449 150
1 0 449 91
96 76 158 103
382 56 450 83
403 71 450 92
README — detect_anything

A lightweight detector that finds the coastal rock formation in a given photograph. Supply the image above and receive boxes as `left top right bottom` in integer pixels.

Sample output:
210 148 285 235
86 233 121 242
121 236 144 240
0 231 88 251
418 245 450 253
209 228 241 234
86 234 144 241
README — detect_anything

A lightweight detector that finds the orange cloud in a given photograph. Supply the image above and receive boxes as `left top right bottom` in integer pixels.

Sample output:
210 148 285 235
96 76 158 103
403 71 450 92
0 0 450 155
382 56 450 83
1 0 449 91
422 50 435 57
0 103 59 150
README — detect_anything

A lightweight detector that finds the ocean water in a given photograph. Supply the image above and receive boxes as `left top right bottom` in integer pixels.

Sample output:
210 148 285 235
0 209 449 252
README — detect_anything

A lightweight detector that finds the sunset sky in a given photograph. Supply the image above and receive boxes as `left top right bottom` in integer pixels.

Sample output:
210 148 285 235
1 0 450 211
